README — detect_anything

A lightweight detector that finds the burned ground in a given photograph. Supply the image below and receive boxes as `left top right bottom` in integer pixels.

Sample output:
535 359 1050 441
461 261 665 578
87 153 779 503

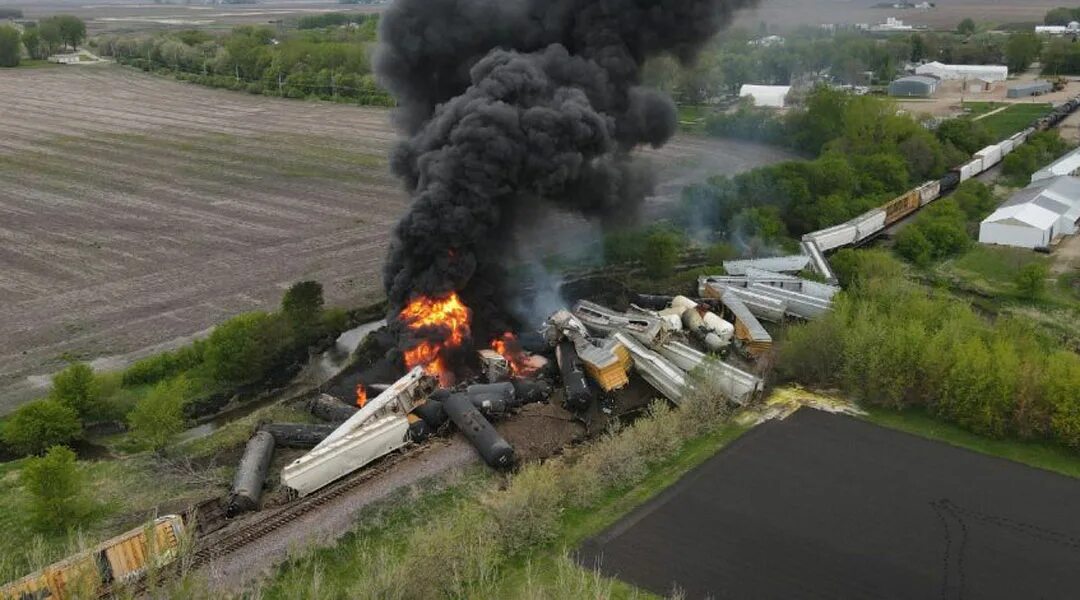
0 65 795 413
580 409 1080 600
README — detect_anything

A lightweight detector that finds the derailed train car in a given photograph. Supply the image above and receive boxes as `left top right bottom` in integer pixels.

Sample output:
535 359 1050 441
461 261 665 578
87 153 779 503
1 515 185 600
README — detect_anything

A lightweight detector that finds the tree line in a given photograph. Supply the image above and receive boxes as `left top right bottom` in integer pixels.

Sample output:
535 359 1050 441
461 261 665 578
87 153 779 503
780 250 1080 447
1 281 344 462
94 18 392 105
0 15 86 67
678 87 982 246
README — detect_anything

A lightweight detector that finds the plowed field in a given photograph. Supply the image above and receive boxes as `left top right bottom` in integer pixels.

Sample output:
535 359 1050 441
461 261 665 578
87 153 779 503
0 65 795 412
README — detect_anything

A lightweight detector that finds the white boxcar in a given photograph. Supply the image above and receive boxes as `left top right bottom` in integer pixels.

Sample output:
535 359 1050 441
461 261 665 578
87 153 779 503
1000 138 1015 156
975 144 1002 168
852 209 887 241
804 222 858 251
916 180 941 206
959 157 983 182
282 415 411 497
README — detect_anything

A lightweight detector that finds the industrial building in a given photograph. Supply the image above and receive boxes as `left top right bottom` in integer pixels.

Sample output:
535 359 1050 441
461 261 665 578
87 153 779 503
888 75 939 98
739 84 791 108
914 61 1008 83
1032 146 1080 181
1007 80 1054 98
979 176 1080 249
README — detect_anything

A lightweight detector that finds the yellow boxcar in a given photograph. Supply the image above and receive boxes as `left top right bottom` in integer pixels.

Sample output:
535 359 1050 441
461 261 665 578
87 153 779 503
883 189 921 226
0 515 184 600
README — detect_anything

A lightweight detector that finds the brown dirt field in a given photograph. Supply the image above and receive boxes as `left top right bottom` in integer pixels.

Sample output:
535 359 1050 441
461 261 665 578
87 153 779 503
0 65 796 413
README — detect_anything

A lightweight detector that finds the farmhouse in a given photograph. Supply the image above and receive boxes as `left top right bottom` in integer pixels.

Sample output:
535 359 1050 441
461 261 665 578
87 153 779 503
914 61 1008 83
979 176 1080 249
739 84 791 108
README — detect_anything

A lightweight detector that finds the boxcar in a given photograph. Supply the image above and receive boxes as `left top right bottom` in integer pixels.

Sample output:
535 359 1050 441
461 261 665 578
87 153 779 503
1 515 185 600
882 189 921 226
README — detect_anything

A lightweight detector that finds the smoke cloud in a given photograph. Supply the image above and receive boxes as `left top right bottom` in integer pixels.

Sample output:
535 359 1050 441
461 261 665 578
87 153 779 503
377 0 759 340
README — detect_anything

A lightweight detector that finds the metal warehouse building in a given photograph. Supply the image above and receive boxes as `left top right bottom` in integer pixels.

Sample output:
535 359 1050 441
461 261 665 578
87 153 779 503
888 75 939 98
1032 146 1080 181
1007 80 1054 98
915 61 1008 82
979 176 1080 249
739 84 791 108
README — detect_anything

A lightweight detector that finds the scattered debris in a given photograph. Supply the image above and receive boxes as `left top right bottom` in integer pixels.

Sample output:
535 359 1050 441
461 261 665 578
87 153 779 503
613 332 688 405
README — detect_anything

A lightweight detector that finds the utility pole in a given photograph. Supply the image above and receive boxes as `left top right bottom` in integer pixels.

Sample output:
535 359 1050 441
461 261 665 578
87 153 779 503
278 72 284 95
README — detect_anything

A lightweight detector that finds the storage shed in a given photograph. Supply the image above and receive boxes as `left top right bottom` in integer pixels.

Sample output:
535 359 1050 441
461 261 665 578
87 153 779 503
1007 80 1054 98
888 75 939 98
979 176 1080 248
739 84 791 108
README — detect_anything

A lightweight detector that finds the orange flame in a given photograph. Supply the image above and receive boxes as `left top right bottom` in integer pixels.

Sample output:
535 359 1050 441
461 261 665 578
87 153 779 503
400 292 471 386
356 383 368 408
490 332 539 377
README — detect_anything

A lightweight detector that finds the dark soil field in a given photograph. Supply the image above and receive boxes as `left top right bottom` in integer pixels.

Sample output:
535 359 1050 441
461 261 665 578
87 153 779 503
580 409 1080 600
0 65 796 413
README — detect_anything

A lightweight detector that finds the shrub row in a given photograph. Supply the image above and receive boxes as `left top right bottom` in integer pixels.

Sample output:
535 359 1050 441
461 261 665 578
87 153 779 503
779 250 1080 445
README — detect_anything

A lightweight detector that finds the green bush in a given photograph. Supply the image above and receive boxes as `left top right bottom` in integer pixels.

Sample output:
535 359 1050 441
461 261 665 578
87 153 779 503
642 228 685 277
1015 262 1049 300
49 362 108 422
894 198 971 266
122 341 206 386
204 312 289 385
2 400 83 456
128 378 190 451
22 446 93 532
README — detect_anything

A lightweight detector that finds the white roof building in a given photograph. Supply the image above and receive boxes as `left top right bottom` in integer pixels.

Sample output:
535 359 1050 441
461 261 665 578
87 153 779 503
1032 146 1080 182
979 176 1080 249
914 61 1008 82
739 84 792 108
1036 22 1080 35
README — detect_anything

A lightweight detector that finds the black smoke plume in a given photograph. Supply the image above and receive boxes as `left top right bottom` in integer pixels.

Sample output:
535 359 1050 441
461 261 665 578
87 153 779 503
377 0 758 342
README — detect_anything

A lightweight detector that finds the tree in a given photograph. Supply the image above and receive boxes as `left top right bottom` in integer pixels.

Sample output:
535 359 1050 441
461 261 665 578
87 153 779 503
642 228 684 278
50 362 107 421
2 400 82 456
38 18 62 55
1044 7 1077 26
281 280 324 342
128 378 189 452
0 25 19 67
935 118 992 155
54 15 86 51
204 312 286 384
957 18 976 36
1005 32 1041 73
1015 263 1049 300
22 446 92 532
21 25 42 60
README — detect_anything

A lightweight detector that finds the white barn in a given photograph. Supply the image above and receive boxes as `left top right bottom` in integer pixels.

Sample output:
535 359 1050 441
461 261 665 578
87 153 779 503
915 61 1008 83
739 84 792 108
979 176 1080 249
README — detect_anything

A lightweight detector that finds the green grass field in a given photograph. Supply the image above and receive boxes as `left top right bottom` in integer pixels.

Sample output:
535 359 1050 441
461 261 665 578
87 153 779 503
975 102 1053 139
962 101 1008 118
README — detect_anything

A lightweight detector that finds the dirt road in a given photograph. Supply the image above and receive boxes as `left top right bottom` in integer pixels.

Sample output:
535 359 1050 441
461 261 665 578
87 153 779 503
0 65 795 413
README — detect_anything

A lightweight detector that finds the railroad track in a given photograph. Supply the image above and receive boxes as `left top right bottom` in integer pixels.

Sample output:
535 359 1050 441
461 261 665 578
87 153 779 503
189 440 438 567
